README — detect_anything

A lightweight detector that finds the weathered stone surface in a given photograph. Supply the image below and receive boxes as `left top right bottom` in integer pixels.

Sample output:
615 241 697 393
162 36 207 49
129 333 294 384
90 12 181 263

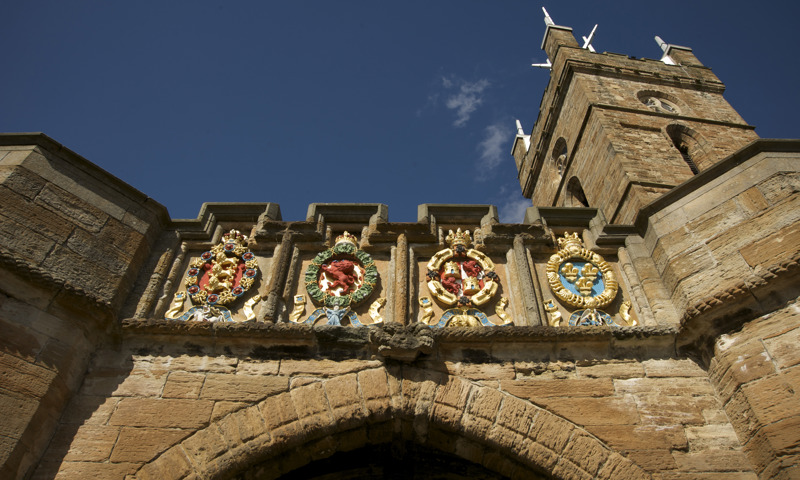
200 373 288 402
279 359 381 377
162 371 205 399
109 398 214 429
109 427 191 463
537 395 640 426
576 362 645 379
501 378 614 398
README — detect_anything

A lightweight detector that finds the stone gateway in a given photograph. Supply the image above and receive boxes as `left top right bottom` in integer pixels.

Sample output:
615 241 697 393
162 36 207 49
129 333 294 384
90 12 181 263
1 12 799 480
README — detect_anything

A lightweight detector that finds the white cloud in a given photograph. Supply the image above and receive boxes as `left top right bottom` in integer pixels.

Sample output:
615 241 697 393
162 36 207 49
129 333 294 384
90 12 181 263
443 78 490 127
500 196 531 223
477 123 509 171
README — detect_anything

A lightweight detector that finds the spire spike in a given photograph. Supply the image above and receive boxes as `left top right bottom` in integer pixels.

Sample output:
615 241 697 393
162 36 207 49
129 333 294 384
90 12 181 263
542 7 555 27
516 119 524 136
654 36 669 53
654 36 676 65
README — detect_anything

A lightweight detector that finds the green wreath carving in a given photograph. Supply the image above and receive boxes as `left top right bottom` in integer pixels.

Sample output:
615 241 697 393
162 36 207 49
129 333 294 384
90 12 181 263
304 243 378 308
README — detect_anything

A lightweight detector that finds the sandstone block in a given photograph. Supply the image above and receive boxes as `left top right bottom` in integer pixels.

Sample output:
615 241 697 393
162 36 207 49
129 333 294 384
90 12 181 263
0 165 45 199
162 371 205 399
109 427 191 463
596 452 650 480
561 432 611 476
445 362 516 380
0 389 39 438
323 373 366 429
502 378 614 399
290 382 334 436
211 401 248 421
516 437 558 472
576 361 644 379
109 398 213 429
0 351 57 399
494 395 538 437
614 377 715 396
260 393 302 449
236 360 280 376
462 387 504 439
685 424 742 450
61 395 119 425
588 424 687 451
762 323 800 370
621 449 677 471
537 395 640 427
46 424 119 462
529 410 574 453
0 213 56 265
35 183 108 233
48 460 139 480
551 457 593 480
217 405 268 446
165 355 238 373
358 368 391 421
135 446 193 480
672 450 754 472
643 358 706 377
279 359 381 377
432 377 472 431
181 425 229 465
200 373 287 402
635 394 709 426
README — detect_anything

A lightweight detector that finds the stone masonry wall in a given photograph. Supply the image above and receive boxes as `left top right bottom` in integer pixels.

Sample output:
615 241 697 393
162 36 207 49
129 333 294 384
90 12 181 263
0 135 167 478
34 325 756 480
708 302 800 479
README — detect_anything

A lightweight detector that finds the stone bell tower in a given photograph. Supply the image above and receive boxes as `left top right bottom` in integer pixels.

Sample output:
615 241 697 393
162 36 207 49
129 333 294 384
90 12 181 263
513 13 759 224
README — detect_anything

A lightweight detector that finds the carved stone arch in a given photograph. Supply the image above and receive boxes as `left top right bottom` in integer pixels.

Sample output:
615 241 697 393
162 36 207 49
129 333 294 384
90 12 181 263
133 368 651 480
665 124 712 173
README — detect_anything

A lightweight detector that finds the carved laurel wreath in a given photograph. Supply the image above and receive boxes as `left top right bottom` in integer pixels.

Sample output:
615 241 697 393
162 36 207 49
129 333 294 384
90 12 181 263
545 236 618 309
304 241 378 308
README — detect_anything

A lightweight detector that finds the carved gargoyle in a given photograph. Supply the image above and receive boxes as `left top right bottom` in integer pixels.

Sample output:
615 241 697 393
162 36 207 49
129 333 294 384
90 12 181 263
369 322 435 362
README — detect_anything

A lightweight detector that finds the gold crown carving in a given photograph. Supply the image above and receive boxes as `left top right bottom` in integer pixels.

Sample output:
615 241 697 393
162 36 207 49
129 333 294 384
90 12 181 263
446 229 472 248
557 232 583 253
443 261 460 277
222 229 247 245
334 231 359 247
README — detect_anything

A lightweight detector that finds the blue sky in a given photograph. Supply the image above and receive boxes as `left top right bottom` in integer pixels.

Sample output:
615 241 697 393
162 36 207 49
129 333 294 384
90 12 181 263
3 1 798 223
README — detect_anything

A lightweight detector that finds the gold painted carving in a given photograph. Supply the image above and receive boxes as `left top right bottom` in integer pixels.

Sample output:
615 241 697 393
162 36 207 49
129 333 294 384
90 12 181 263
544 299 562 326
620 300 636 326
494 297 513 325
243 294 261 321
545 232 618 309
289 295 306 323
369 297 386 324
419 296 435 325
165 292 186 319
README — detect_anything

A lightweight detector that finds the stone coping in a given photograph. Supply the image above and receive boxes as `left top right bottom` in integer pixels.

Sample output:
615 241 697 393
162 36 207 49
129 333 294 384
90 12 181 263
120 318 679 362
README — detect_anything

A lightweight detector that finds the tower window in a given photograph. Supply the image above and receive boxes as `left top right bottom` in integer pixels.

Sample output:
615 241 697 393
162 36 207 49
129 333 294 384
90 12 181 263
666 124 703 175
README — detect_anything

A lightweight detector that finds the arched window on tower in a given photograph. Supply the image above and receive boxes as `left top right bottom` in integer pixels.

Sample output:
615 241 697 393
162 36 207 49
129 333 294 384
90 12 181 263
666 124 704 175
565 177 589 207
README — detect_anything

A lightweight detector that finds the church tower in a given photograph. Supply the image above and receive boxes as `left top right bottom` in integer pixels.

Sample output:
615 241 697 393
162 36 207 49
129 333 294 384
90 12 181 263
513 13 759 224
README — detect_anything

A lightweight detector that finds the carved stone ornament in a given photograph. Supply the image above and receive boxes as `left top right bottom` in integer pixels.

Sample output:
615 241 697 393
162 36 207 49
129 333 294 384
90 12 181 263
300 232 380 326
546 232 626 327
423 228 511 328
167 229 261 322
